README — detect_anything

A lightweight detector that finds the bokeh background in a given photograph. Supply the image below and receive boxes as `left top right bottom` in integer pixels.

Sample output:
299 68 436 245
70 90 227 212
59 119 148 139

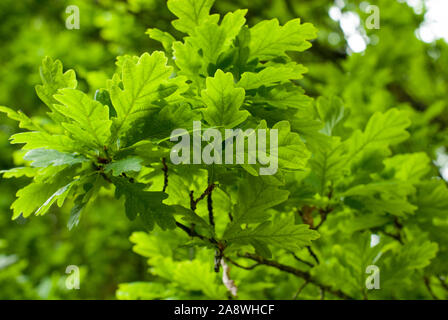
0 0 447 299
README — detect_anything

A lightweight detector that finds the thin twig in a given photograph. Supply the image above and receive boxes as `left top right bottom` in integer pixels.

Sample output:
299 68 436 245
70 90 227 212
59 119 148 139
291 252 314 268
225 257 260 270
240 253 351 299
381 231 403 244
307 246 320 265
162 158 168 193
175 222 206 241
293 281 308 300
190 184 215 211
208 191 215 231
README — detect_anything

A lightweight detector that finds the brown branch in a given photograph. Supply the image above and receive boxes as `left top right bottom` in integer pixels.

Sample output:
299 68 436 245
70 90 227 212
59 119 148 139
298 206 315 228
307 246 320 265
225 257 260 270
207 190 215 231
162 157 168 193
175 222 207 241
240 253 352 300
291 252 314 268
381 230 403 244
190 184 215 211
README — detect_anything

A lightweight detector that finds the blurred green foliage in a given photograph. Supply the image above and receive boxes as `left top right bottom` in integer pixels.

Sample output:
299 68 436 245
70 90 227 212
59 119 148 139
1 0 447 299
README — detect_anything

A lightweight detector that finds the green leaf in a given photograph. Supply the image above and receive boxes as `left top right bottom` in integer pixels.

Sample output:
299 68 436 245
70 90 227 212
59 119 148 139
67 175 101 230
225 218 320 258
0 167 37 179
162 167 209 209
316 96 346 136
343 181 417 216
347 109 411 159
381 239 438 288
249 19 317 61
343 181 415 199
342 213 392 234
23 149 88 168
10 132 79 153
167 0 218 34
68 197 85 231
173 39 205 83
173 205 214 238
240 120 311 175
226 175 289 231
271 121 311 170
54 89 112 148
123 103 201 143
383 153 431 183
35 182 76 216
238 64 307 90
35 57 77 121
146 28 176 56
112 177 176 231
117 282 175 300
0 106 41 131
110 52 187 143
104 157 143 176
201 70 249 128
188 10 247 64
414 180 448 219
11 167 79 219
251 84 312 110
309 138 347 194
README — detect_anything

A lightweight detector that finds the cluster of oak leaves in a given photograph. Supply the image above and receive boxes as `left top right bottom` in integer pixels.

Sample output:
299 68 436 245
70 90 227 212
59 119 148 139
1 0 447 300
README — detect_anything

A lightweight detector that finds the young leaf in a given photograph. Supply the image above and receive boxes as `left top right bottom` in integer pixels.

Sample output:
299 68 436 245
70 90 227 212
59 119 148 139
249 19 317 61
238 64 307 90
347 109 411 159
309 138 347 194
35 57 77 123
167 0 218 34
201 70 249 128
251 84 312 110
11 167 80 219
188 10 247 64
110 52 186 144
0 106 41 131
146 28 176 56
54 89 112 148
